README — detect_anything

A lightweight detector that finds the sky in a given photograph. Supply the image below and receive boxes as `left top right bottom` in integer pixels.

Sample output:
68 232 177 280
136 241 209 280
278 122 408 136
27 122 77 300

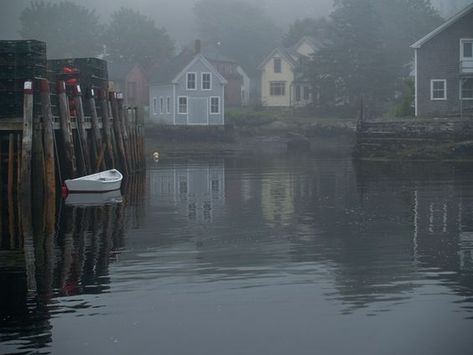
0 0 471 44
0 0 333 43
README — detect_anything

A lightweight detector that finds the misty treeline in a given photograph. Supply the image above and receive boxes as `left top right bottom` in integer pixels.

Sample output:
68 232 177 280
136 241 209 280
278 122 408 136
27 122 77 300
19 1 174 69
19 0 443 115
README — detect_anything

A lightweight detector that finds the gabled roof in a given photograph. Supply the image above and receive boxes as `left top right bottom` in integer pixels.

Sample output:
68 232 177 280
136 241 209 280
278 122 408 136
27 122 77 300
172 54 227 85
150 48 194 84
410 3 473 49
108 62 145 81
257 47 297 70
291 36 320 54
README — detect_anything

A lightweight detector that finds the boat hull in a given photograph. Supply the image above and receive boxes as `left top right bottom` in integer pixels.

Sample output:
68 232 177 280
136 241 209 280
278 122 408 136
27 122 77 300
64 169 123 193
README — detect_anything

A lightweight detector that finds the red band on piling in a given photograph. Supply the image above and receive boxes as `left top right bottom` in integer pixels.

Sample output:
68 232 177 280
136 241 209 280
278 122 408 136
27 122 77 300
39 79 49 93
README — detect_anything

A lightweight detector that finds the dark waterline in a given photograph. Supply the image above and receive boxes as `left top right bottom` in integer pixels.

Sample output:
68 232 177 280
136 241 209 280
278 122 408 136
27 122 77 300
1 154 473 355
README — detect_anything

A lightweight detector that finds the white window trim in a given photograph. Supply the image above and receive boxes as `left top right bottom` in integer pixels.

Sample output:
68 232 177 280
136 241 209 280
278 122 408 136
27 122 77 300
460 79 473 100
153 97 158 114
178 96 188 114
159 97 164 114
430 79 447 101
201 72 212 91
166 96 171 113
460 38 473 59
186 72 197 91
209 96 220 115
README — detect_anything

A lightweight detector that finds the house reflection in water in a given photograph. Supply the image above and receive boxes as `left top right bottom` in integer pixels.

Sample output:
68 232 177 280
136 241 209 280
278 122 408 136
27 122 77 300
413 184 473 273
149 161 225 222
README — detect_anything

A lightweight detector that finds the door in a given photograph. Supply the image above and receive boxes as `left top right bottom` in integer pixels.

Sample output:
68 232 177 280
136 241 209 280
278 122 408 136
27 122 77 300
188 97 208 125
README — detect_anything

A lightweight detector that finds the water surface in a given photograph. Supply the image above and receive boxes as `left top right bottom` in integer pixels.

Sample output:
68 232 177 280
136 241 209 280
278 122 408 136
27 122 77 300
1 155 473 354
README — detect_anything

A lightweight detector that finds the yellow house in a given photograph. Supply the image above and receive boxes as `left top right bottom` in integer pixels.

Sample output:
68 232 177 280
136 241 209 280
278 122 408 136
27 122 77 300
258 37 318 108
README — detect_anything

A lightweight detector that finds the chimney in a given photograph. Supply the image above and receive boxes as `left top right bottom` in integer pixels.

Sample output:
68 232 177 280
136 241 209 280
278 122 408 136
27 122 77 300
194 39 201 55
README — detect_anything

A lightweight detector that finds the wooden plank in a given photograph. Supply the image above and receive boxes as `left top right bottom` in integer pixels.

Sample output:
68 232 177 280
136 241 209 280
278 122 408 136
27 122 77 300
7 134 15 248
57 81 77 179
39 79 56 235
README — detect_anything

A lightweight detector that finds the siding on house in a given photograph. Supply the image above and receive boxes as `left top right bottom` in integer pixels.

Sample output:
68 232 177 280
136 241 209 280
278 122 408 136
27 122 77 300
149 54 226 125
259 37 318 108
260 52 295 107
414 7 473 116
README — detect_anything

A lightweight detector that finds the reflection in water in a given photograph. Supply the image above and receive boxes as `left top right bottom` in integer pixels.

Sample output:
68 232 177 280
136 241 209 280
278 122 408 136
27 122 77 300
1 157 473 354
0 173 145 354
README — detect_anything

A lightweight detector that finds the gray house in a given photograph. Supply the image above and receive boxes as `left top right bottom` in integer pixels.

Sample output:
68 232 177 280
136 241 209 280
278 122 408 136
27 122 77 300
149 53 227 125
411 3 473 117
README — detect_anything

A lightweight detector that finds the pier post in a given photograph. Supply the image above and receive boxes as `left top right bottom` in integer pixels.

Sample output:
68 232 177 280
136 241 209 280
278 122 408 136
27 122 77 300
73 85 91 175
87 88 104 171
20 80 37 292
39 79 56 234
110 92 129 175
57 81 77 179
8 134 15 248
99 89 115 169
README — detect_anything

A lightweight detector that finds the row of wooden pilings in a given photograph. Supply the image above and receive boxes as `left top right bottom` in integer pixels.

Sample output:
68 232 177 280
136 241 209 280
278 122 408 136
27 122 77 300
0 79 145 266
21 77 144 192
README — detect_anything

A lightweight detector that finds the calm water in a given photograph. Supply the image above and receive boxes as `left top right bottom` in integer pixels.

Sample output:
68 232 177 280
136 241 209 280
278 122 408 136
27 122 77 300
1 154 473 355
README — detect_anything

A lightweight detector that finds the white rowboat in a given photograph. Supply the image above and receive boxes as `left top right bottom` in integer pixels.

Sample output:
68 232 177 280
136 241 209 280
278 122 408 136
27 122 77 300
64 169 123 193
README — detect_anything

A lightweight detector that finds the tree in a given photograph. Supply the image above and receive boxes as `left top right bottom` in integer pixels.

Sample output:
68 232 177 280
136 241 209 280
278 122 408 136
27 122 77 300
19 1 103 58
193 0 281 73
282 17 330 48
103 8 174 69
307 0 442 114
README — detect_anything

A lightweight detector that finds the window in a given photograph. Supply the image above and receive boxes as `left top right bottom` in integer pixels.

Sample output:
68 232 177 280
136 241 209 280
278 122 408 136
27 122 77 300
166 97 171 113
295 86 301 102
186 72 196 90
273 58 282 73
431 80 446 100
303 86 310 100
210 96 220 114
160 97 164 114
178 96 188 113
270 81 286 96
153 97 158 114
461 39 473 59
461 78 473 100
202 73 211 90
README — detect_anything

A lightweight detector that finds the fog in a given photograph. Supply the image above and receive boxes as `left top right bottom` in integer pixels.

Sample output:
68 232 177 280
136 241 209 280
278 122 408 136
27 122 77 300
0 0 333 42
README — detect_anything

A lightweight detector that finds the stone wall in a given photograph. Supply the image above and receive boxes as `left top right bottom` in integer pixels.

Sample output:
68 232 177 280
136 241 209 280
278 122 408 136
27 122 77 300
354 118 473 160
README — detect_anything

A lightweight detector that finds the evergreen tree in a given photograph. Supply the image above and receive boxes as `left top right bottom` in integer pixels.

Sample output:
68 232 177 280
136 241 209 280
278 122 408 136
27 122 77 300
103 7 174 69
307 0 441 114
193 0 281 73
19 0 103 58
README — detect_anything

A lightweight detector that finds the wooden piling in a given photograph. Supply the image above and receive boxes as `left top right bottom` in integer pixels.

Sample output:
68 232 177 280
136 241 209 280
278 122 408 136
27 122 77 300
0 136 3 242
73 85 91 175
39 79 56 234
20 80 37 292
87 89 103 171
110 92 129 175
20 81 33 199
57 81 77 179
8 134 15 248
99 89 115 169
